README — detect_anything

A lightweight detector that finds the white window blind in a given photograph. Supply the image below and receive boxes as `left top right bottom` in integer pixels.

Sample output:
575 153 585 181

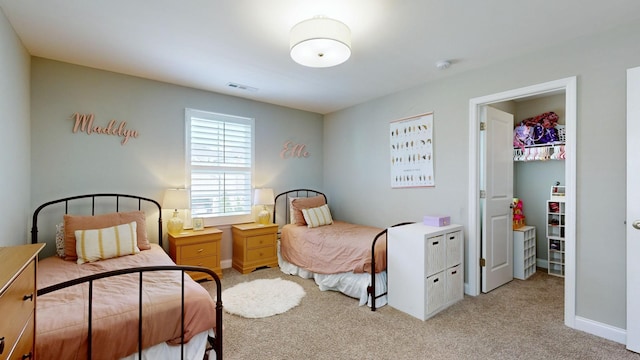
185 109 254 219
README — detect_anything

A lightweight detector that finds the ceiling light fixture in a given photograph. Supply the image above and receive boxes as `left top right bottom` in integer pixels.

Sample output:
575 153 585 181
290 16 351 68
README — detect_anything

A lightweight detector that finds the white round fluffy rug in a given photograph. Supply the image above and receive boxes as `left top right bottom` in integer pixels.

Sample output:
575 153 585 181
222 278 306 318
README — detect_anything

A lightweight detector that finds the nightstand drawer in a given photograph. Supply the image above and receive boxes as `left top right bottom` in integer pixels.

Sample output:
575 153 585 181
180 255 217 268
10 314 34 360
246 246 276 262
181 242 217 259
246 234 275 249
0 261 35 344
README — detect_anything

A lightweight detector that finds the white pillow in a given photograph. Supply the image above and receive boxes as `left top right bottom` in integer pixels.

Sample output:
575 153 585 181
75 221 140 264
55 222 65 258
301 204 333 228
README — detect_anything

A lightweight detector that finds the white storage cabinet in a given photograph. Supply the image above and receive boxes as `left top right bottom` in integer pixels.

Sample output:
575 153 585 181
513 225 536 280
546 199 566 277
387 223 464 321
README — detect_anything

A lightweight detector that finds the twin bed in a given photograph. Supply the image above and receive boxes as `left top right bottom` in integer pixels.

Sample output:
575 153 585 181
274 189 410 310
31 194 223 360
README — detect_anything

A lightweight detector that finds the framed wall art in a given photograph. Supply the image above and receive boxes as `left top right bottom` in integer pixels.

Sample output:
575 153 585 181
192 217 204 231
390 112 435 188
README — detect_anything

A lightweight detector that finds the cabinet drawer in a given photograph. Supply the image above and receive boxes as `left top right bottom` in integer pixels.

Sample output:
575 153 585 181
246 234 275 249
425 271 445 315
0 261 35 359
425 235 445 276
445 265 463 303
246 246 276 262
181 242 217 259
180 255 217 269
446 231 463 268
7 314 34 360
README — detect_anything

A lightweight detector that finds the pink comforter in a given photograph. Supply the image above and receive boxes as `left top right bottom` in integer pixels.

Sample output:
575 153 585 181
36 244 216 360
280 221 385 274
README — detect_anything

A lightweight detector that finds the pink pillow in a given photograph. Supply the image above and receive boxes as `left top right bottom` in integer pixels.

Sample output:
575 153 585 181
63 211 150 261
291 196 326 226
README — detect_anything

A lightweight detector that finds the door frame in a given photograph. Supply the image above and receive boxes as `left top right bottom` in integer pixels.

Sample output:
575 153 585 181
467 76 577 329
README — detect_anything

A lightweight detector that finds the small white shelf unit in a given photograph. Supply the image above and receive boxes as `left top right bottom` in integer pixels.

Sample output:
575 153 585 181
547 197 566 277
513 225 536 280
387 223 464 321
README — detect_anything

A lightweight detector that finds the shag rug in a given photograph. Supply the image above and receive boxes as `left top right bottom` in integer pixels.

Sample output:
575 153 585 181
221 277 306 318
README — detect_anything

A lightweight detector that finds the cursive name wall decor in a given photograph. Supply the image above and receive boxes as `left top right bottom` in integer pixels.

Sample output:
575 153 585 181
280 140 309 159
71 112 139 145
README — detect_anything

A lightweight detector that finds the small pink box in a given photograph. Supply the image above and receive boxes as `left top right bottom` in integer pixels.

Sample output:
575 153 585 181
423 215 450 227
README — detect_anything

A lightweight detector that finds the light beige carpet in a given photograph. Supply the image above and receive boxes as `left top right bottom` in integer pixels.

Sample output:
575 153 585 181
201 267 639 360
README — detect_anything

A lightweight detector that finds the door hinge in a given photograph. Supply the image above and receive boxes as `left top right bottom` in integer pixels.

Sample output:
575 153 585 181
480 122 486 131
479 190 486 199
480 258 486 267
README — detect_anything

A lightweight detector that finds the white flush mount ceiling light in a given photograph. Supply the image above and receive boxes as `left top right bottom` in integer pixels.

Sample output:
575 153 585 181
290 16 351 68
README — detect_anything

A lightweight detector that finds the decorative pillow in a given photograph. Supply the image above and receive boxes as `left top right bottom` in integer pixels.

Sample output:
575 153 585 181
301 204 333 228
64 210 149 261
75 222 140 264
55 222 65 258
287 197 298 224
291 196 326 226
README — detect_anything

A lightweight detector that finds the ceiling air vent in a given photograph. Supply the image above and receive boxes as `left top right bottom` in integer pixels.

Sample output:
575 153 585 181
226 82 258 92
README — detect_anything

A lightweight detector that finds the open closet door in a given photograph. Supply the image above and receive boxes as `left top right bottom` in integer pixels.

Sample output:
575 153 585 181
481 106 514 293
626 66 640 353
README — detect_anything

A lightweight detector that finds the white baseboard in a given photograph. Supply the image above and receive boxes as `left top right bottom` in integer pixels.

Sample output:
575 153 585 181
221 259 232 269
537 258 548 269
574 316 626 345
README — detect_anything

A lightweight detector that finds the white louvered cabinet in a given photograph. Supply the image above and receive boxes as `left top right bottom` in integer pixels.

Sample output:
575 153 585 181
387 223 464 321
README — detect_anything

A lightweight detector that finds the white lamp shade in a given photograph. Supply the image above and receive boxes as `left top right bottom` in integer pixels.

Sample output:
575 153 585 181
290 16 351 68
253 188 275 206
163 188 189 210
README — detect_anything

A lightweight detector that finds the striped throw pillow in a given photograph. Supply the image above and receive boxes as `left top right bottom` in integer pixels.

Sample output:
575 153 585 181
301 204 333 228
75 221 140 264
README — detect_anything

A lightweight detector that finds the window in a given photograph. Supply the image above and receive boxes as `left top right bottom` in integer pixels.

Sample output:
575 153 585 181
185 109 254 222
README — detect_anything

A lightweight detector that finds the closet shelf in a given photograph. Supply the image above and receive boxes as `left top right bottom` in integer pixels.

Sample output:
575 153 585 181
513 142 566 162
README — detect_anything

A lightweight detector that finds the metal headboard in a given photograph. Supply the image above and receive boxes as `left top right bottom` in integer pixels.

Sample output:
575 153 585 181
32 193 163 248
273 189 327 228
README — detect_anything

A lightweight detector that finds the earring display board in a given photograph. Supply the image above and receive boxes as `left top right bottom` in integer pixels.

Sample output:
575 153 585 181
390 112 434 188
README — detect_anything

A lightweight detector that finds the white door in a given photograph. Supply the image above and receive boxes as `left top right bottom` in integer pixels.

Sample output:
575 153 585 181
627 66 640 353
481 106 514 293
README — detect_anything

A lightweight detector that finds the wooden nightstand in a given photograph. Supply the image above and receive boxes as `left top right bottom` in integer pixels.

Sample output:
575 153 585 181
169 227 222 281
232 222 278 274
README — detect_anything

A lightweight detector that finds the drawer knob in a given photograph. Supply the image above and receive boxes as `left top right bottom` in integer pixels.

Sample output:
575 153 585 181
1 336 5 354
197 248 204 253
22 352 32 360
23 293 33 301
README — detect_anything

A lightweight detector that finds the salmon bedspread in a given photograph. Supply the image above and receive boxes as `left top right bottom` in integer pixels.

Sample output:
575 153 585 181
36 244 216 360
280 221 385 274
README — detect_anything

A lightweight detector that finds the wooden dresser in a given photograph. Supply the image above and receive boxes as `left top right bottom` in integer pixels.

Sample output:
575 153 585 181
169 227 223 281
231 223 278 274
0 243 45 360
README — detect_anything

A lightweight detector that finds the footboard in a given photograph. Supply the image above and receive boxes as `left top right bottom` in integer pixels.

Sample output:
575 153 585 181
368 222 415 311
37 266 223 360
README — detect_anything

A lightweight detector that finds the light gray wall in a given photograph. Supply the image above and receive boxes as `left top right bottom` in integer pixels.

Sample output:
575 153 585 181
30 58 323 257
324 21 640 329
0 8 30 246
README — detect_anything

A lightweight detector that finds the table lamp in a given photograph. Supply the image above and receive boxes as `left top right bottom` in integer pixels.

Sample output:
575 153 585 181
163 188 189 234
253 188 274 225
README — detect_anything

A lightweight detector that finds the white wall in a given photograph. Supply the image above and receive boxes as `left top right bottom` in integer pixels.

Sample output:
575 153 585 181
30 58 324 258
324 21 640 330
0 8 30 246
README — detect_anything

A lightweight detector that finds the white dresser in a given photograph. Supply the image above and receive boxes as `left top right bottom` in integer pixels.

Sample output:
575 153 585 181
387 223 464 320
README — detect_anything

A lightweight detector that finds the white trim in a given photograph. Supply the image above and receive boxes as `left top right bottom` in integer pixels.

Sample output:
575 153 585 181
467 77 577 330
574 316 626 345
221 259 233 269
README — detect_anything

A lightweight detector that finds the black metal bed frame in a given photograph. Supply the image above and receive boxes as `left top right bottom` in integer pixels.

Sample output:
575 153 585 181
273 188 412 312
31 193 223 360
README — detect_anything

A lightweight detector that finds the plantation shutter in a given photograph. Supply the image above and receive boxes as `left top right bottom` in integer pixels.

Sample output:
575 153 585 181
186 109 254 218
